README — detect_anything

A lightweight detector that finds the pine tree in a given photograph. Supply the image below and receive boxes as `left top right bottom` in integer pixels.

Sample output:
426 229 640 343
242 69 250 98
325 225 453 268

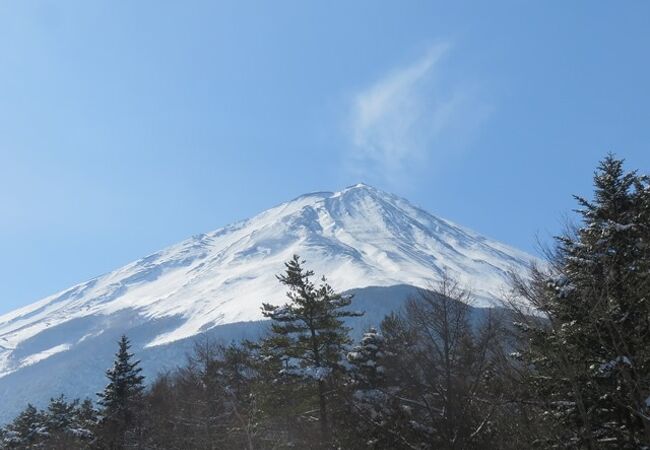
344 327 404 448
97 335 145 449
516 155 650 448
260 255 363 445
44 394 77 449
347 328 386 390
73 399 98 442
1 404 47 449
45 395 76 436
39 395 97 449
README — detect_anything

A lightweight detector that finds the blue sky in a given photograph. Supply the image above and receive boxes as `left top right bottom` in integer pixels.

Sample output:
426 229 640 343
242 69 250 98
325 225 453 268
1 1 649 313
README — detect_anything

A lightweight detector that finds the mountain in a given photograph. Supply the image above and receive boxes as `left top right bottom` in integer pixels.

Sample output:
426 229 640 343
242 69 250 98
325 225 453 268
0 183 534 421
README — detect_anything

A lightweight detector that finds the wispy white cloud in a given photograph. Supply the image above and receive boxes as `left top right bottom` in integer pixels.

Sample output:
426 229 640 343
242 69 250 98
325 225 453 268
345 42 491 186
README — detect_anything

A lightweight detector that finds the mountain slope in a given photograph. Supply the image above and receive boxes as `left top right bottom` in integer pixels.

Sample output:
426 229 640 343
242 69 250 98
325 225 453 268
0 184 534 420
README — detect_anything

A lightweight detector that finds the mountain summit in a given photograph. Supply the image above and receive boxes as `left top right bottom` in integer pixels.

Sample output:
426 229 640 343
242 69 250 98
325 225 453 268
0 184 533 420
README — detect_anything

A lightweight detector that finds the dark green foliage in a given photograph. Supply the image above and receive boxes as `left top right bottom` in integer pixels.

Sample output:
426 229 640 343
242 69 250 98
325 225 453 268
513 155 650 448
259 255 363 446
44 395 95 448
1 404 46 449
343 326 412 449
96 335 145 449
1 397 97 450
260 254 362 379
347 327 385 389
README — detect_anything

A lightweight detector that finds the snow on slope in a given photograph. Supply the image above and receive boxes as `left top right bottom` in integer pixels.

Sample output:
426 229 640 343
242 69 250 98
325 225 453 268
0 183 534 379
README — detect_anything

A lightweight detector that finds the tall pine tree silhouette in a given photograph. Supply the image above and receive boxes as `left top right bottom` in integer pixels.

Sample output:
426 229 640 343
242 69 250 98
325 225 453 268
97 335 145 449
261 255 363 445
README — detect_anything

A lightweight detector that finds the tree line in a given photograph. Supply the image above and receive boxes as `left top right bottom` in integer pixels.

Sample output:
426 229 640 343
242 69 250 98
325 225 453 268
1 155 649 449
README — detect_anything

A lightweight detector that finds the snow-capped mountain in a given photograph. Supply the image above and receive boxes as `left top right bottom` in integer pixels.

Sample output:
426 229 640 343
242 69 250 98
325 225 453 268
0 183 534 421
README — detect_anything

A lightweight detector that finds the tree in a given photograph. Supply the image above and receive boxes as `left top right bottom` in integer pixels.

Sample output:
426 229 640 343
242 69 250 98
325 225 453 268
347 327 386 391
44 395 77 449
260 255 363 446
371 275 509 449
97 335 145 449
1 404 47 449
41 395 97 449
143 338 261 450
73 399 98 443
344 327 411 448
512 155 650 448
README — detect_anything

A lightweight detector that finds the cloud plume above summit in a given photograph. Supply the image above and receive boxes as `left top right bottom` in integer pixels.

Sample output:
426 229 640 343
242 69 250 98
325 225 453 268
345 42 491 187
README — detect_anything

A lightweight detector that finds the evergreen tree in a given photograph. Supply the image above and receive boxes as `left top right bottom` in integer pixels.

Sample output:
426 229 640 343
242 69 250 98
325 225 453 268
45 395 76 436
260 255 363 445
41 395 96 449
347 327 386 390
344 327 407 448
1 397 97 450
44 395 77 449
1 404 47 449
516 155 650 448
97 335 145 449
73 399 98 442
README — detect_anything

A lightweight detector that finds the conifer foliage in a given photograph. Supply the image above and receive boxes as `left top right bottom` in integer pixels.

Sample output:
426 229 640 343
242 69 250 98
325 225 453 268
97 335 145 449
260 254 363 445
1 397 97 449
1 404 46 449
347 327 386 390
514 155 650 448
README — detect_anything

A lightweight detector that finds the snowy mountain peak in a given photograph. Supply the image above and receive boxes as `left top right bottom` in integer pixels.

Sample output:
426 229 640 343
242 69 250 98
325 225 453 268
0 185 534 381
